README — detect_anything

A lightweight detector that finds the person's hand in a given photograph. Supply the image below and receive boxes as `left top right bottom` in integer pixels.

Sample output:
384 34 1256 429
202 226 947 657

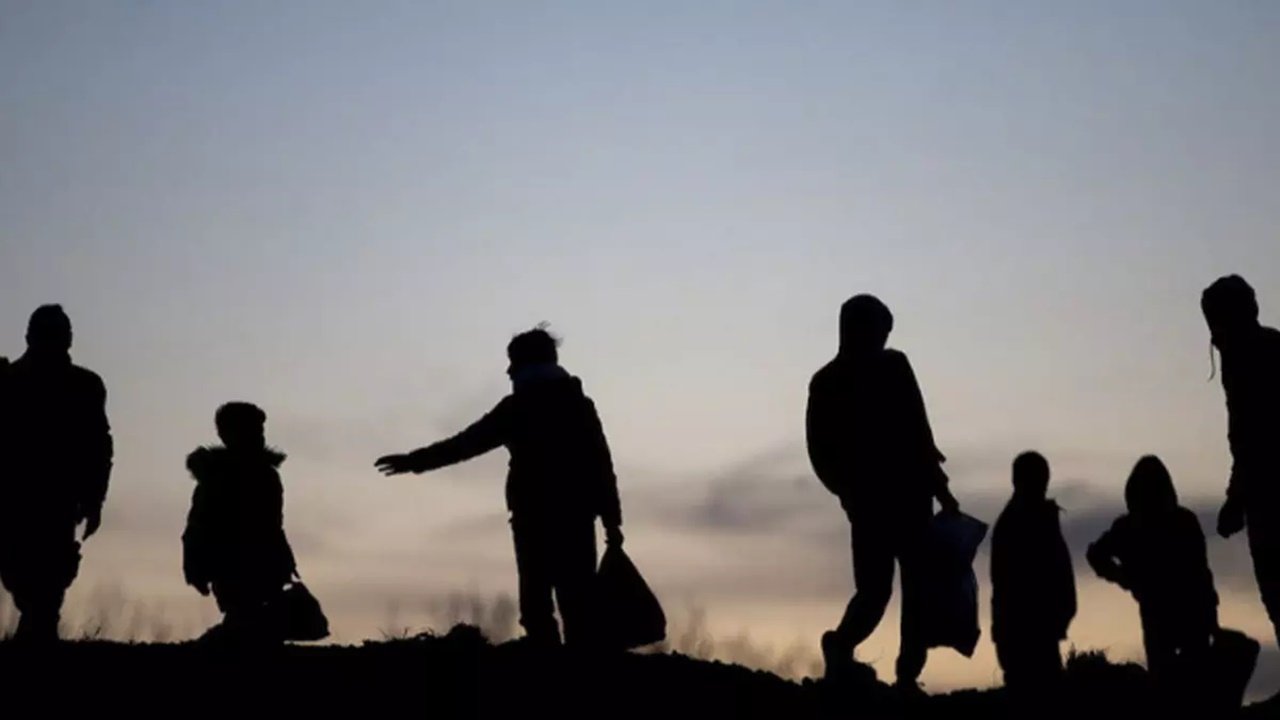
376 453 420 476
81 507 102 540
605 525 624 547
1218 496 1246 539
937 486 960 515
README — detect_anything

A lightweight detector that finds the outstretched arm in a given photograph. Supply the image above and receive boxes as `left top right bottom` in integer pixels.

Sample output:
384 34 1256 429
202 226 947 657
377 398 510 475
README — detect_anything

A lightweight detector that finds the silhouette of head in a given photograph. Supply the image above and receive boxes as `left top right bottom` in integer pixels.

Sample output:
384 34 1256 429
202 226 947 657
215 401 267 450
26 304 72 355
1202 275 1259 349
506 325 560 377
1012 451 1050 499
839 295 893 354
1124 455 1178 515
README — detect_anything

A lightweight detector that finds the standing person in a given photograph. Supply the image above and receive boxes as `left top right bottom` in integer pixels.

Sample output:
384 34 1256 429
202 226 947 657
1201 274 1280 646
376 326 624 649
0 304 114 643
183 401 301 645
990 451 1076 704
1086 456 1219 682
805 294 960 690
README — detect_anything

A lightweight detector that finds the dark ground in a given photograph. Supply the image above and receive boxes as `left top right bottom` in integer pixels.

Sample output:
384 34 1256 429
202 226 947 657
0 625 1275 718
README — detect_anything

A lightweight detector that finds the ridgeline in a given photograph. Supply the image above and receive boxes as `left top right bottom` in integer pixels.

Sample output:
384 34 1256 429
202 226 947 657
0 625 1274 718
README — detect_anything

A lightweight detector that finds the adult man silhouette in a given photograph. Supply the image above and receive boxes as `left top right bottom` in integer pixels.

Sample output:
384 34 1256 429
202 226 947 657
1202 275 1280 646
0 304 114 642
376 326 623 648
806 294 959 690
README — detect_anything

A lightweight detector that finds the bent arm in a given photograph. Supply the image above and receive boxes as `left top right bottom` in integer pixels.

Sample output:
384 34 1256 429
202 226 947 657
408 399 510 472
893 354 949 500
1086 526 1125 587
182 485 212 587
587 400 622 529
274 477 298 578
1052 514 1078 625
805 379 845 495
81 376 114 515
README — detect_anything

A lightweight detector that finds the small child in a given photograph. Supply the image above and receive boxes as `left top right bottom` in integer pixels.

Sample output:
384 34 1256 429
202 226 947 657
1087 455 1219 680
183 401 299 643
990 451 1076 699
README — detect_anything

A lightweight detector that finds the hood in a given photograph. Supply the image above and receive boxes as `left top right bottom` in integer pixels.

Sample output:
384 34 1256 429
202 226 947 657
1124 455 1177 514
186 444 287 483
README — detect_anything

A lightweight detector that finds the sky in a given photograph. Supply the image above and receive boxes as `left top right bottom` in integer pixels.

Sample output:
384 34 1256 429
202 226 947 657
2 0 1279 699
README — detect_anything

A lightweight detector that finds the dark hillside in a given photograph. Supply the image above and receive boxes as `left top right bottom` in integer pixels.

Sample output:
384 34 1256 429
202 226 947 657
0 626 1272 718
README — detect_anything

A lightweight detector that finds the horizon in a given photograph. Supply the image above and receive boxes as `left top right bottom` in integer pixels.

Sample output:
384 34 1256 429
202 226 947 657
2 0 1279 703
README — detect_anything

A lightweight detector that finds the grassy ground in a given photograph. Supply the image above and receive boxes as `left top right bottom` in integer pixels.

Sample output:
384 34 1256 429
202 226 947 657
0 625 1274 719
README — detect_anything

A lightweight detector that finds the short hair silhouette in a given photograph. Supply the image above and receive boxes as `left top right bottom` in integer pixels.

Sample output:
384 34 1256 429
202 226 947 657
1124 455 1177 513
26 304 72 350
1012 451 1050 495
508 325 560 367
839 294 893 350
215 401 266 442
1202 275 1259 326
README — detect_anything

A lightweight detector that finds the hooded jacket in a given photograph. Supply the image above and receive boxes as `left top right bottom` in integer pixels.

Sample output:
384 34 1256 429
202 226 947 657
405 365 622 527
1086 460 1218 624
182 445 297 593
805 348 947 511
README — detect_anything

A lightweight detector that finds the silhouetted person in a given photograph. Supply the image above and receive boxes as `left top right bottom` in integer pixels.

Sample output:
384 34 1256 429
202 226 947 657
990 451 1075 704
183 401 299 645
376 326 623 648
1087 456 1218 683
0 305 113 642
1201 275 1280 647
806 294 960 690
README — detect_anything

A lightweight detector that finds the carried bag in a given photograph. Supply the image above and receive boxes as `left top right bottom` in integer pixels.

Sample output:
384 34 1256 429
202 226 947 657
595 545 666 650
919 510 988 657
1206 627 1260 710
264 579 330 642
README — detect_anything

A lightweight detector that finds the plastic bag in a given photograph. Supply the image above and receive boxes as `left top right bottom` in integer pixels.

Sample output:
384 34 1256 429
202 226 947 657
595 545 666 650
1207 627 1260 710
265 581 330 642
919 510 988 657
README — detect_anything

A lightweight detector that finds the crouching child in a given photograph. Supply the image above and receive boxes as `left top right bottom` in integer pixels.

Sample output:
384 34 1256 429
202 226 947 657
1087 455 1219 709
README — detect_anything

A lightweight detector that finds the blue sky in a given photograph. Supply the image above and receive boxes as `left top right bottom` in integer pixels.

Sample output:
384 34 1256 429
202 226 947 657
2 0 1278 696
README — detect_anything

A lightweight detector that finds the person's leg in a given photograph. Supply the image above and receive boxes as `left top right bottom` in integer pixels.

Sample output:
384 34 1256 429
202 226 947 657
1140 608 1178 681
10 528 78 643
894 512 933 686
823 513 895 680
551 520 599 649
511 515 560 646
1246 502 1280 647
831 519 895 651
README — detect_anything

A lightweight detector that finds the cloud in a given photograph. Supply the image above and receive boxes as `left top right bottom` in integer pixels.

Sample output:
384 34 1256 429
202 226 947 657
623 442 1264 603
